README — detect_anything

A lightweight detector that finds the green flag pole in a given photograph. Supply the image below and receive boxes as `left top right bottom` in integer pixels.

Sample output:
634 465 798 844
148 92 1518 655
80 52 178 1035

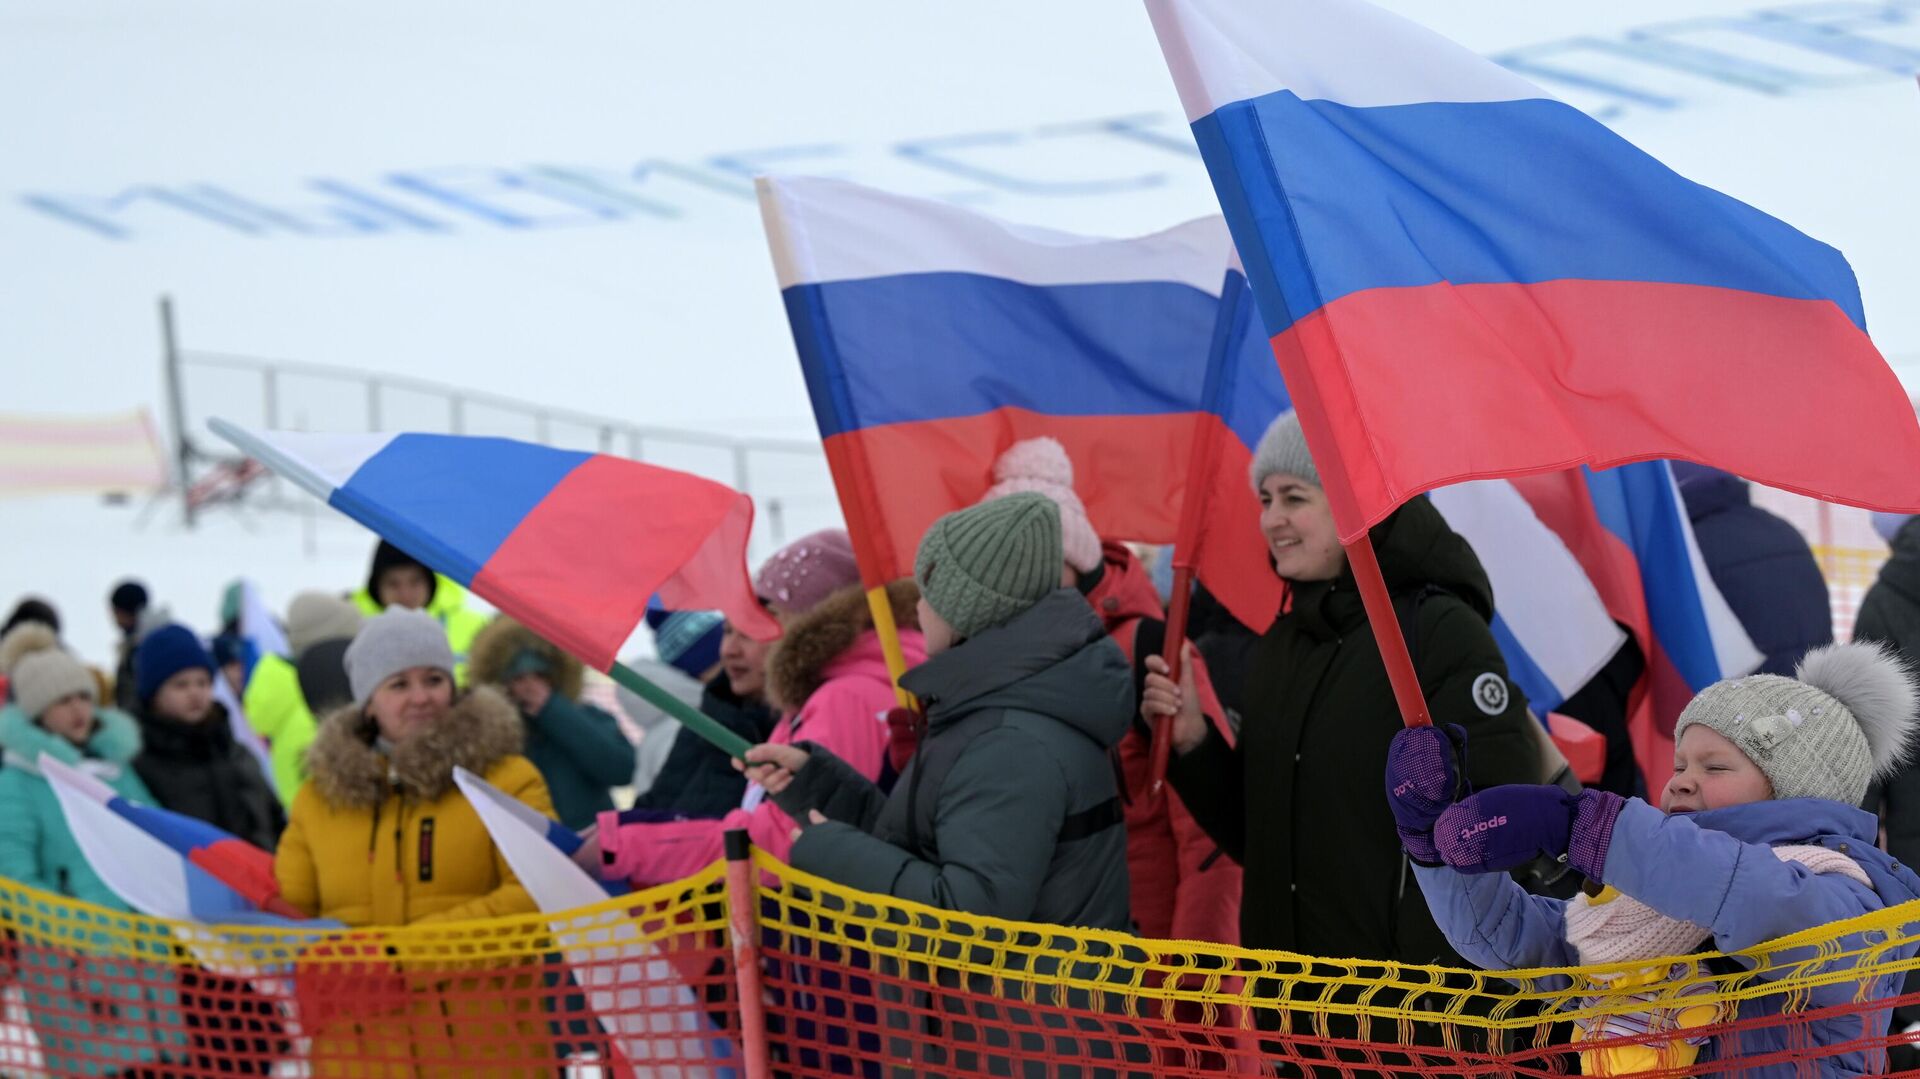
609 660 752 761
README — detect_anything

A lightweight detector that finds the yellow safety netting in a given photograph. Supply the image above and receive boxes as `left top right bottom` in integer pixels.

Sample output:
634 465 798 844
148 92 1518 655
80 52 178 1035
0 851 1916 1076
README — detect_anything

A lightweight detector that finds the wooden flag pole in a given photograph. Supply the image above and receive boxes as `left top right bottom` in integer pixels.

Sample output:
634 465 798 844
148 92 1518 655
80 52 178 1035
1146 563 1196 796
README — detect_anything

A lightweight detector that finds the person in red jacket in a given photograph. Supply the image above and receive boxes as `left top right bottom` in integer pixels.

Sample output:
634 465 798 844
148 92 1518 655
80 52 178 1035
975 437 1242 945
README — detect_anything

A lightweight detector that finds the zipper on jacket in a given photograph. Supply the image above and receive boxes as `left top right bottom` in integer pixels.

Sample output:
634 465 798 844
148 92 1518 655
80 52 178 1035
368 802 381 863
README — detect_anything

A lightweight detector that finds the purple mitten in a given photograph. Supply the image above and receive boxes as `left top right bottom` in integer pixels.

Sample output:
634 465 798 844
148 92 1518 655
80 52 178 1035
1385 724 1470 865
1434 786 1625 879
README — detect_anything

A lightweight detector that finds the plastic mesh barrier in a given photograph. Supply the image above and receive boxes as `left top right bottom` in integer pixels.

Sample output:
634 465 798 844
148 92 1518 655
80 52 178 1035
0 865 736 1077
3 847 1920 1076
748 852 1920 1078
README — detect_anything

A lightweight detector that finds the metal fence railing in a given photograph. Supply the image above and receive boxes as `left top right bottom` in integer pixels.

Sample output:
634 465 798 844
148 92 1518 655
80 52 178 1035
157 298 838 560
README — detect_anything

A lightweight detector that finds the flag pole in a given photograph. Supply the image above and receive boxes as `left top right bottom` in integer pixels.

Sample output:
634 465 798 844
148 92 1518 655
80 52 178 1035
1148 266 1255 792
1344 533 1431 728
1147 564 1196 796
609 660 755 760
1148 414 1223 794
864 587 917 709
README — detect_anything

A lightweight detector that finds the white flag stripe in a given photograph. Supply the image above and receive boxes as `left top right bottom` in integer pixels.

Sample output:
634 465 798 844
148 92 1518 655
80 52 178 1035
1431 480 1625 705
1667 471 1766 679
209 419 394 503
758 175 1232 291
1144 0 1547 121
454 769 729 1072
42 754 196 921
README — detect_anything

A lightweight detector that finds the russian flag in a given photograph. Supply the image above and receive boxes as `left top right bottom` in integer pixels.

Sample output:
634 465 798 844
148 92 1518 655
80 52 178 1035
1147 0 1920 544
759 174 1286 632
40 754 314 925
454 767 736 1075
1221 273 1624 711
1512 464 1762 787
209 422 780 672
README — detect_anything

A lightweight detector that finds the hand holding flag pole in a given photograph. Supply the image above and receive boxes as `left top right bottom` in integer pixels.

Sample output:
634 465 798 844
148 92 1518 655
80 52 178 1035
210 419 776 761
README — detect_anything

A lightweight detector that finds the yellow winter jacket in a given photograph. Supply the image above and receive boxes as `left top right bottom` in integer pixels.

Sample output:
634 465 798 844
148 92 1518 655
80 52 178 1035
275 688 548 927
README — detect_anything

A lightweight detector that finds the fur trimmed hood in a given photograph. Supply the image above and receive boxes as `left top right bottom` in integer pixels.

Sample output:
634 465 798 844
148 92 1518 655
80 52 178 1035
767 580 919 714
306 685 524 808
468 615 583 700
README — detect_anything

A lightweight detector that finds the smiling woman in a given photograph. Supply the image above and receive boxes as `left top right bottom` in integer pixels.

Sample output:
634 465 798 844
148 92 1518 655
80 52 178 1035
1143 411 1556 973
273 607 558 1073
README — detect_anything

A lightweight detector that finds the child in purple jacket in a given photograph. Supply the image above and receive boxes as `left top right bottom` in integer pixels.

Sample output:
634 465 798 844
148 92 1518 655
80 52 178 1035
1387 641 1920 1078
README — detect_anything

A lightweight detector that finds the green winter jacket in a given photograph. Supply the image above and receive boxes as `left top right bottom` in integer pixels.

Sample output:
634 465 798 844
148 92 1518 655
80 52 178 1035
782 590 1132 930
0 703 154 908
241 652 314 803
522 695 637 831
1170 495 1549 966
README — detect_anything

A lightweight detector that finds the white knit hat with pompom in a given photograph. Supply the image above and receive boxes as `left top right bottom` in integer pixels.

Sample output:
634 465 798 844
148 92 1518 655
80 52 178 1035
1673 641 1919 805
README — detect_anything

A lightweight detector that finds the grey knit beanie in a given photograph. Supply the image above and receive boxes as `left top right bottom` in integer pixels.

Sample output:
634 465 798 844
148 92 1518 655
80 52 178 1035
1673 642 1919 805
1250 411 1320 491
345 608 456 705
914 492 1063 640
286 591 364 656
0 623 95 720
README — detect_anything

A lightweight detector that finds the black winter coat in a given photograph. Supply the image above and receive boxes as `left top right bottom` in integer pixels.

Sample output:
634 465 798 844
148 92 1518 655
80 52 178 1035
630 673 779 819
1170 496 1548 965
134 701 286 851
1855 516 1920 1031
1856 518 1920 867
1674 463 1831 676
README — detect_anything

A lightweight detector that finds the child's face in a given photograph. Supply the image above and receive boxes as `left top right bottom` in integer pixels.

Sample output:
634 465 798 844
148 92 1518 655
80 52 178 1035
1662 725 1773 813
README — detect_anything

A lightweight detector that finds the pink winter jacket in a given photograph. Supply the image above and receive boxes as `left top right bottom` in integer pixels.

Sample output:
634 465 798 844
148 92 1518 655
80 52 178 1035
599 586 925 886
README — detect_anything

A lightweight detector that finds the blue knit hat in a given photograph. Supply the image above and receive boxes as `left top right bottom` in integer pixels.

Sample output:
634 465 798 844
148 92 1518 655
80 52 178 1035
646 608 725 678
135 624 216 703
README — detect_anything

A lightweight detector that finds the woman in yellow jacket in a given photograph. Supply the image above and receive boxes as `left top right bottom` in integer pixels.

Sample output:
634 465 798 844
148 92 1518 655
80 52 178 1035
275 608 554 1077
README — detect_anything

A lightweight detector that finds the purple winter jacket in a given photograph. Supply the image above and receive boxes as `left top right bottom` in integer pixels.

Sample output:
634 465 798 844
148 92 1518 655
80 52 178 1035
1414 798 1920 1078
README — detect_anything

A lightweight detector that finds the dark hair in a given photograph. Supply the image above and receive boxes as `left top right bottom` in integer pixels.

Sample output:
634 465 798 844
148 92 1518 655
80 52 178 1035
3 597 60 637
109 580 149 616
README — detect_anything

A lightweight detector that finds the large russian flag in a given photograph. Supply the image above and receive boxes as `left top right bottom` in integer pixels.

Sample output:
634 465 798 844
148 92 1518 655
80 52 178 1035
1146 0 1920 543
758 174 1286 632
210 421 780 671
1221 279 1625 712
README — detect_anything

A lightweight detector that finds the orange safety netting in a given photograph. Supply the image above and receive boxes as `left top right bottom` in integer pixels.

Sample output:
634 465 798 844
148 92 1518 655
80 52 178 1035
4 846 1920 1077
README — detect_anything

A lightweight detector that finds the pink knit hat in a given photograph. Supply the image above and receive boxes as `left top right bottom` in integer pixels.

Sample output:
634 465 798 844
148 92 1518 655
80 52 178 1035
753 528 862 616
981 437 1102 575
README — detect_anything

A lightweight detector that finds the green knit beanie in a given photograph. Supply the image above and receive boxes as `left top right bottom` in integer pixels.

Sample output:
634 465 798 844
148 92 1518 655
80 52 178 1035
914 492 1063 641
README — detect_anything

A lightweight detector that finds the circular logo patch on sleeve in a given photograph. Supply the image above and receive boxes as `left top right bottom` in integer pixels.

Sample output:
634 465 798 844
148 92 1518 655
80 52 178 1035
1471 672 1510 716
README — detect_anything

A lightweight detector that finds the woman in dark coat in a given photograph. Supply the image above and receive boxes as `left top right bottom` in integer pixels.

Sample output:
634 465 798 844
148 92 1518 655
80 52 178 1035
1144 413 1550 967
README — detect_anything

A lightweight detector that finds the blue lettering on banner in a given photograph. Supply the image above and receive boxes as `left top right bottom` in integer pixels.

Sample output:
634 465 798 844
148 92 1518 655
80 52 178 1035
21 2 1920 242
